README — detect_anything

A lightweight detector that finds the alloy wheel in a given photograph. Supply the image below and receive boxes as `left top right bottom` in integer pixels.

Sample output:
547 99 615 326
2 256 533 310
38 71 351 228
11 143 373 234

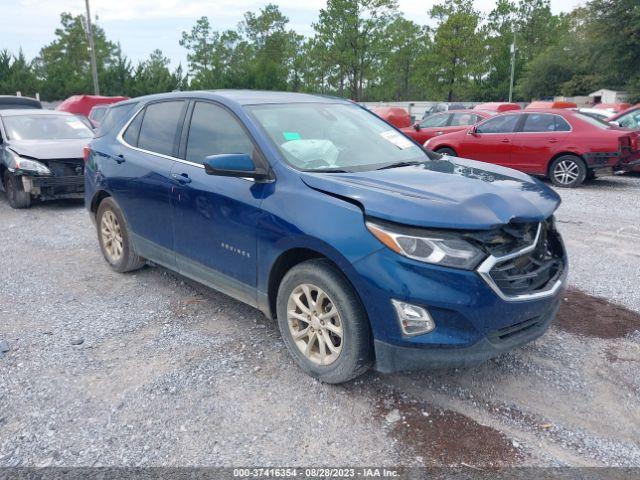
101 210 124 262
287 283 343 366
553 159 580 185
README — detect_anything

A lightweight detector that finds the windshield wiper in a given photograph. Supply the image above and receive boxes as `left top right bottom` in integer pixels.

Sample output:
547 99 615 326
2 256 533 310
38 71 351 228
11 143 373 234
304 168 352 173
376 160 424 170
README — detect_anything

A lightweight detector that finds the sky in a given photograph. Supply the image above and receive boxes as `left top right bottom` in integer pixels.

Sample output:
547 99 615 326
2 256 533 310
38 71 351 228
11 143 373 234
0 0 583 69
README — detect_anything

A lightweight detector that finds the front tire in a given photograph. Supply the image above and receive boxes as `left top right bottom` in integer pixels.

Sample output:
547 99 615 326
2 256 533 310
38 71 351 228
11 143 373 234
96 197 145 272
3 171 31 209
435 147 457 157
276 259 373 384
549 155 587 188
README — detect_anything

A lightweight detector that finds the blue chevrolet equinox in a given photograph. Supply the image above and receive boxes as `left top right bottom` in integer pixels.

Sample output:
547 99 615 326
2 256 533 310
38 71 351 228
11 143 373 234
85 91 567 383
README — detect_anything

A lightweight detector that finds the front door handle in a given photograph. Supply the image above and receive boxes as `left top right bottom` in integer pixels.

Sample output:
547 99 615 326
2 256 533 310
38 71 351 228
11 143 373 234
549 138 558 143
501 138 511 143
114 154 126 164
171 173 192 184
436 131 444 135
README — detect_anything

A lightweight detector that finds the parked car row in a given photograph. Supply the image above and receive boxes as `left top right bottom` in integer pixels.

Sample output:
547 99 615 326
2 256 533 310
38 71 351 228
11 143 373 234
373 101 640 187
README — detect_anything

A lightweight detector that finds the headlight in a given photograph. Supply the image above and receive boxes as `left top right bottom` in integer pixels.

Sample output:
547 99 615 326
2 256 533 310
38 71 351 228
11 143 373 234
10 151 51 175
366 220 485 270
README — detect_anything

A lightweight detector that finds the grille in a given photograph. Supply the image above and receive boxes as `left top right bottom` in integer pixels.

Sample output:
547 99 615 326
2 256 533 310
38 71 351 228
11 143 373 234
42 159 84 177
487 220 564 297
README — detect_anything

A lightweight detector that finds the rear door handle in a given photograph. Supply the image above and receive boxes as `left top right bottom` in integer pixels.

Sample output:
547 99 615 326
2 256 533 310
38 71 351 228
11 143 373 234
549 138 558 143
436 131 444 135
501 138 511 143
114 154 126 164
171 173 192 184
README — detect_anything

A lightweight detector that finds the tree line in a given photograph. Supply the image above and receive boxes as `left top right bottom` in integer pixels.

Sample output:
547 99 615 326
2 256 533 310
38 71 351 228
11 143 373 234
1 0 638 103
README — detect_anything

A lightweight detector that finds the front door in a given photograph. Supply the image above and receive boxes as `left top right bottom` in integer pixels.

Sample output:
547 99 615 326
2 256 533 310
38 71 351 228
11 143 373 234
458 114 522 166
170 101 269 306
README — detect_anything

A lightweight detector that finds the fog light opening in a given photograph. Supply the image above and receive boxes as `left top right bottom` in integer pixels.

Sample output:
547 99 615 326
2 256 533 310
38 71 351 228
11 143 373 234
391 300 435 336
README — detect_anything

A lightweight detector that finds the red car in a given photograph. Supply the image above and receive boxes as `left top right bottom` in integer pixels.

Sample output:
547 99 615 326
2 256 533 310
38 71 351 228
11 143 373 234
400 109 494 145
425 108 640 187
57 95 128 119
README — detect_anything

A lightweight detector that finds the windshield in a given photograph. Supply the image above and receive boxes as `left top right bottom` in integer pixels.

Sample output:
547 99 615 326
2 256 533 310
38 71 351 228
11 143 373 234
247 103 431 172
2 114 94 140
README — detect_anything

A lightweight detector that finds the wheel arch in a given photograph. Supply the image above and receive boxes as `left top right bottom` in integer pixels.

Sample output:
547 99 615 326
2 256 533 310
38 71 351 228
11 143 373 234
264 242 368 323
434 144 458 155
90 189 112 216
546 151 587 177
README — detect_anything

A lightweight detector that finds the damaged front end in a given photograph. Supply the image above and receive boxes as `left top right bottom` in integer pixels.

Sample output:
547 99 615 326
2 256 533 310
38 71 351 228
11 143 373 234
7 150 84 200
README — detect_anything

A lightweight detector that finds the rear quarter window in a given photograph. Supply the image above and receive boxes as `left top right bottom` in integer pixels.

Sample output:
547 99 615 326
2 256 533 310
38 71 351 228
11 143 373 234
94 103 137 138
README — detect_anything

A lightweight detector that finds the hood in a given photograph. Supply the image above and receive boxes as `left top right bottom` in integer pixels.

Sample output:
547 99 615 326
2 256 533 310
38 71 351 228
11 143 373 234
300 157 561 230
8 139 89 160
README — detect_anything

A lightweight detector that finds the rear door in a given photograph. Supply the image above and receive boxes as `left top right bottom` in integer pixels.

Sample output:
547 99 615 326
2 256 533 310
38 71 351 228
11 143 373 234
511 113 571 174
169 100 268 305
458 114 522 165
110 99 187 267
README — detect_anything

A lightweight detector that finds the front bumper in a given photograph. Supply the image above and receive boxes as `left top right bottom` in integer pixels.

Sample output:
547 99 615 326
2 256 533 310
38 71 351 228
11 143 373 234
351 225 567 373
22 175 84 200
374 295 560 373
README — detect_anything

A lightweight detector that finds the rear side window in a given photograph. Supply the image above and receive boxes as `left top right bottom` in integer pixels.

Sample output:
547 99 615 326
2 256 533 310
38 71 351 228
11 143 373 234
554 116 571 131
476 114 520 134
137 101 185 157
95 103 136 138
617 110 640 129
522 114 556 132
450 113 477 126
185 102 254 164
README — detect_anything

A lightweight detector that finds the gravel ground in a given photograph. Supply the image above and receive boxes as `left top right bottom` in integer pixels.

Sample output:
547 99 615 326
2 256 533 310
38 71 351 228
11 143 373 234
0 174 639 468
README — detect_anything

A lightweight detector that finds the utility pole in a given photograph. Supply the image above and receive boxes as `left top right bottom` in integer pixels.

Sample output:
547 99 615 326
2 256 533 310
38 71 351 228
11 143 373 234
84 0 100 95
508 30 516 103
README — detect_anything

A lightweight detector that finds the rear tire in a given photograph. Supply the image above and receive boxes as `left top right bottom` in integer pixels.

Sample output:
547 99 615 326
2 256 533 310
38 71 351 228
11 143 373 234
3 171 31 209
276 259 373 384
96 197 145 272
549 155 587 188
435 147 457 157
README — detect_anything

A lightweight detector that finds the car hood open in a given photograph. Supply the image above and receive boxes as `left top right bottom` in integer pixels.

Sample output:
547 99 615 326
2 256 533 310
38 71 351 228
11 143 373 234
300 157 561 230
8 139 89 160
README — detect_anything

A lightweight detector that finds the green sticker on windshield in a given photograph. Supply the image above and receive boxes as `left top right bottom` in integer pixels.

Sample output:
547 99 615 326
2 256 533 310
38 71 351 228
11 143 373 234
283 131 301 141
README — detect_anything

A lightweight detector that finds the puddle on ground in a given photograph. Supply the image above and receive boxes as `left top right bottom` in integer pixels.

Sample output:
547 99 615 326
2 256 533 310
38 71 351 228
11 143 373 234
555 288 640 339
376 396 521 466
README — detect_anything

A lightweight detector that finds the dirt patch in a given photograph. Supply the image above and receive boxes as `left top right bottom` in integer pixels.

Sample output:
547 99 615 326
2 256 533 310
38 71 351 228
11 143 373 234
555 288 640 339
376 397 521 466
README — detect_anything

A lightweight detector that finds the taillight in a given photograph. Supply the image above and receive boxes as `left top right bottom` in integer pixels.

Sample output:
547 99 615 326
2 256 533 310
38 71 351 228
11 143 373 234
83 146 91 162
631 134 639 151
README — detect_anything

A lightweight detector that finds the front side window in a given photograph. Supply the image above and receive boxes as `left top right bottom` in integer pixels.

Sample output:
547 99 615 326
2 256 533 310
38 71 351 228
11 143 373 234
476 114 521 134
450 113 477 126
185 102 254 164
136 101 185 157
2 114 93 140
420 114 450 128
248 103 431 172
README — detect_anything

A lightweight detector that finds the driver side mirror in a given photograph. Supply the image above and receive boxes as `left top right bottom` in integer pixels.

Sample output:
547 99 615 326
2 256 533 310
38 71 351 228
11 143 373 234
468 125 479 136
203 153 271 182
413 123 421 131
